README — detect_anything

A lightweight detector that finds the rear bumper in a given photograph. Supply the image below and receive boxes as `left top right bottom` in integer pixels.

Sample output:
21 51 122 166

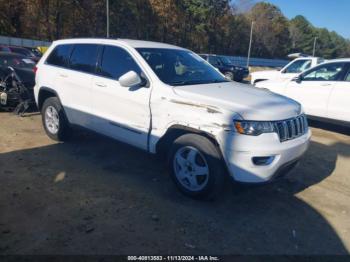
220 130 311 183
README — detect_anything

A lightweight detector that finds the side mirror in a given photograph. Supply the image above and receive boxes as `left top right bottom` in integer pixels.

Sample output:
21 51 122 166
118 71 142 87
292 75 302 84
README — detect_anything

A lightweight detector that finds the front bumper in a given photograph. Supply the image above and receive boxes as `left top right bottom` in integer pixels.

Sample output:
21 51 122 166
234 69 249 80
219 129 311 183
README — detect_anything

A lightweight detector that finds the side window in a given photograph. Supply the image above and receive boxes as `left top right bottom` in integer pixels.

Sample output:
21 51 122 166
284 59 311 73
69 44 99 74
46 44 72 67
344 65 350 82
208 56 220 66
302 63 345 81
99 45 141 79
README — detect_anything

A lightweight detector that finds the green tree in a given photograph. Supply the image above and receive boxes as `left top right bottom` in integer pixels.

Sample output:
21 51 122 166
248 2 290 58
288 15 315 55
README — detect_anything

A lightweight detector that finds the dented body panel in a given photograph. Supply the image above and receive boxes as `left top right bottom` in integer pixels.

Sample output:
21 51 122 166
34 38 311 184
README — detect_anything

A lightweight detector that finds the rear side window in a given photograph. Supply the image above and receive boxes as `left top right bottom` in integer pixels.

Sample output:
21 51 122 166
99 45 141 79
69 44 99 74
46 44 72 67
344 64 350 82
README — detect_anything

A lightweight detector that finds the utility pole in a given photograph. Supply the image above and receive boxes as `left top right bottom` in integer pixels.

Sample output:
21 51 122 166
106 0 110 38
312 37 318 56
247 21 254 68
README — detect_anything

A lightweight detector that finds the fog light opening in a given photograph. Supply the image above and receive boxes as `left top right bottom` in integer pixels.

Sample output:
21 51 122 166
252 156 275 166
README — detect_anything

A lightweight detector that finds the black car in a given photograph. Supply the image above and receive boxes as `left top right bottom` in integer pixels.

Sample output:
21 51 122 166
8 46 41 62
200 54 249 82
0 52 36 110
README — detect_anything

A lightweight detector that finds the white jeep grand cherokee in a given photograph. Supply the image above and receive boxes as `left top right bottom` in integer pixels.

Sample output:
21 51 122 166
34 38 311 199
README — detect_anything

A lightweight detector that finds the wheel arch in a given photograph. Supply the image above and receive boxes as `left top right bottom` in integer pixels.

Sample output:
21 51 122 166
155 124 221 158
37 87 61 111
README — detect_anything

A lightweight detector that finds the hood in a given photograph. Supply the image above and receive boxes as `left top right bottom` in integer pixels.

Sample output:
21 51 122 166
252 69 279 77
172 82 301 121
255 79 290 89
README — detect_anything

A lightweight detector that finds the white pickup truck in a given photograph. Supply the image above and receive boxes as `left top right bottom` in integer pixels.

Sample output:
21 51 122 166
34 39 311 199
251 57 324 85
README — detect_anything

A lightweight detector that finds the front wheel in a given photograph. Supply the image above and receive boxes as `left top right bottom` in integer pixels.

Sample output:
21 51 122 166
224 72 234 81
168 134 226 200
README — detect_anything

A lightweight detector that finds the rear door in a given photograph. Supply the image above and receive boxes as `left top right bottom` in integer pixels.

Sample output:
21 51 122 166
284 62 346 118
44 44 73 107
327 63 350 123
61 44 99 127
91 45 151 150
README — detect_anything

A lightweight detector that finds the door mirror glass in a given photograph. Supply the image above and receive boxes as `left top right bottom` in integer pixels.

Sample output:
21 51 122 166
292 75 302 83
118 71 142 87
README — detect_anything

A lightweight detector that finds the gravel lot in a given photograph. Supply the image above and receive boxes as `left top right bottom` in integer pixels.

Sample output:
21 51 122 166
0 112 349 255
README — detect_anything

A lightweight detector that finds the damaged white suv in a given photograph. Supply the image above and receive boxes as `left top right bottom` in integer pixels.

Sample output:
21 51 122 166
34 39 311 199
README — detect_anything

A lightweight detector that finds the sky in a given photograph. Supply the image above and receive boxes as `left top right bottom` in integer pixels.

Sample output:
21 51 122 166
264 0 350 39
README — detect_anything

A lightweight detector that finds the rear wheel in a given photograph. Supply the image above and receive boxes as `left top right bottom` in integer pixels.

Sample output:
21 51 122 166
168 134 226 200
41 97 71 141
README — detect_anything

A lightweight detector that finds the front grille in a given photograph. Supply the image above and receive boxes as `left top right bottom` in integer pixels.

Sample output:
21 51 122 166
274 114 308 142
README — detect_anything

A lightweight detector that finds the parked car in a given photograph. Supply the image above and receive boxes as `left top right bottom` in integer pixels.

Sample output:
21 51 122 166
34 39 311 199
0 45 12 52
199 54 249 82
8 46 41 62
251 57 324 85
255 59 350 127
0 52 36 110
25 47 43 58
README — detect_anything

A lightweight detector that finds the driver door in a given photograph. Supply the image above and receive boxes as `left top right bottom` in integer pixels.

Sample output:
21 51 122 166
285 62 346 118
91 45 151 150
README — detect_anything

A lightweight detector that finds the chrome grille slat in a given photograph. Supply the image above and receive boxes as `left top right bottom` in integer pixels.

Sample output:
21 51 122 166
300 116 304 134
296 117 301 135
274 115 308 142
283 121 288 140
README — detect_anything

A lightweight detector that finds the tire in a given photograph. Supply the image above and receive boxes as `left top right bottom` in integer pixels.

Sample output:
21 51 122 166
41 97 71 141
167 134 226 200
234 76 243 82
224 72 234 81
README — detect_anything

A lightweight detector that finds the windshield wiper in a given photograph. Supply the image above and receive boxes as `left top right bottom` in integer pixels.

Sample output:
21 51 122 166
168 80 206 86
169 79 228 86
210 79 229 83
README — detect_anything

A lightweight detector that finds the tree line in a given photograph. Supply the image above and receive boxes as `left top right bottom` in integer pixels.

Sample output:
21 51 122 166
1 0 349 59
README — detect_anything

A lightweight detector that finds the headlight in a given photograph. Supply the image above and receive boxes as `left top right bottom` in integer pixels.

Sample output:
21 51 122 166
234 120 274 136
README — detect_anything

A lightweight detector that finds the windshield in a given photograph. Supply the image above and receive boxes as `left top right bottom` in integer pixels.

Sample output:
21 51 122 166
137 48 228 86
0 55 35 69
284 59 312 73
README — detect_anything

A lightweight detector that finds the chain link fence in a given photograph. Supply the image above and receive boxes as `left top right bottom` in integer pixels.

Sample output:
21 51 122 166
0 36 51 48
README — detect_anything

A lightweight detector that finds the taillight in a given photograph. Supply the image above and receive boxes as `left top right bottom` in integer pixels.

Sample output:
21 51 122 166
33 66 38 74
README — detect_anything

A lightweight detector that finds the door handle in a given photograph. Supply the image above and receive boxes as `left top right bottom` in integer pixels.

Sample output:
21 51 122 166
59 73 68 78
95 82 107 87
321 83 331 86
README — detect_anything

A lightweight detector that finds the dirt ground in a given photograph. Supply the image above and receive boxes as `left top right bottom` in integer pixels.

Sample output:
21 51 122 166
0 112 349 255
